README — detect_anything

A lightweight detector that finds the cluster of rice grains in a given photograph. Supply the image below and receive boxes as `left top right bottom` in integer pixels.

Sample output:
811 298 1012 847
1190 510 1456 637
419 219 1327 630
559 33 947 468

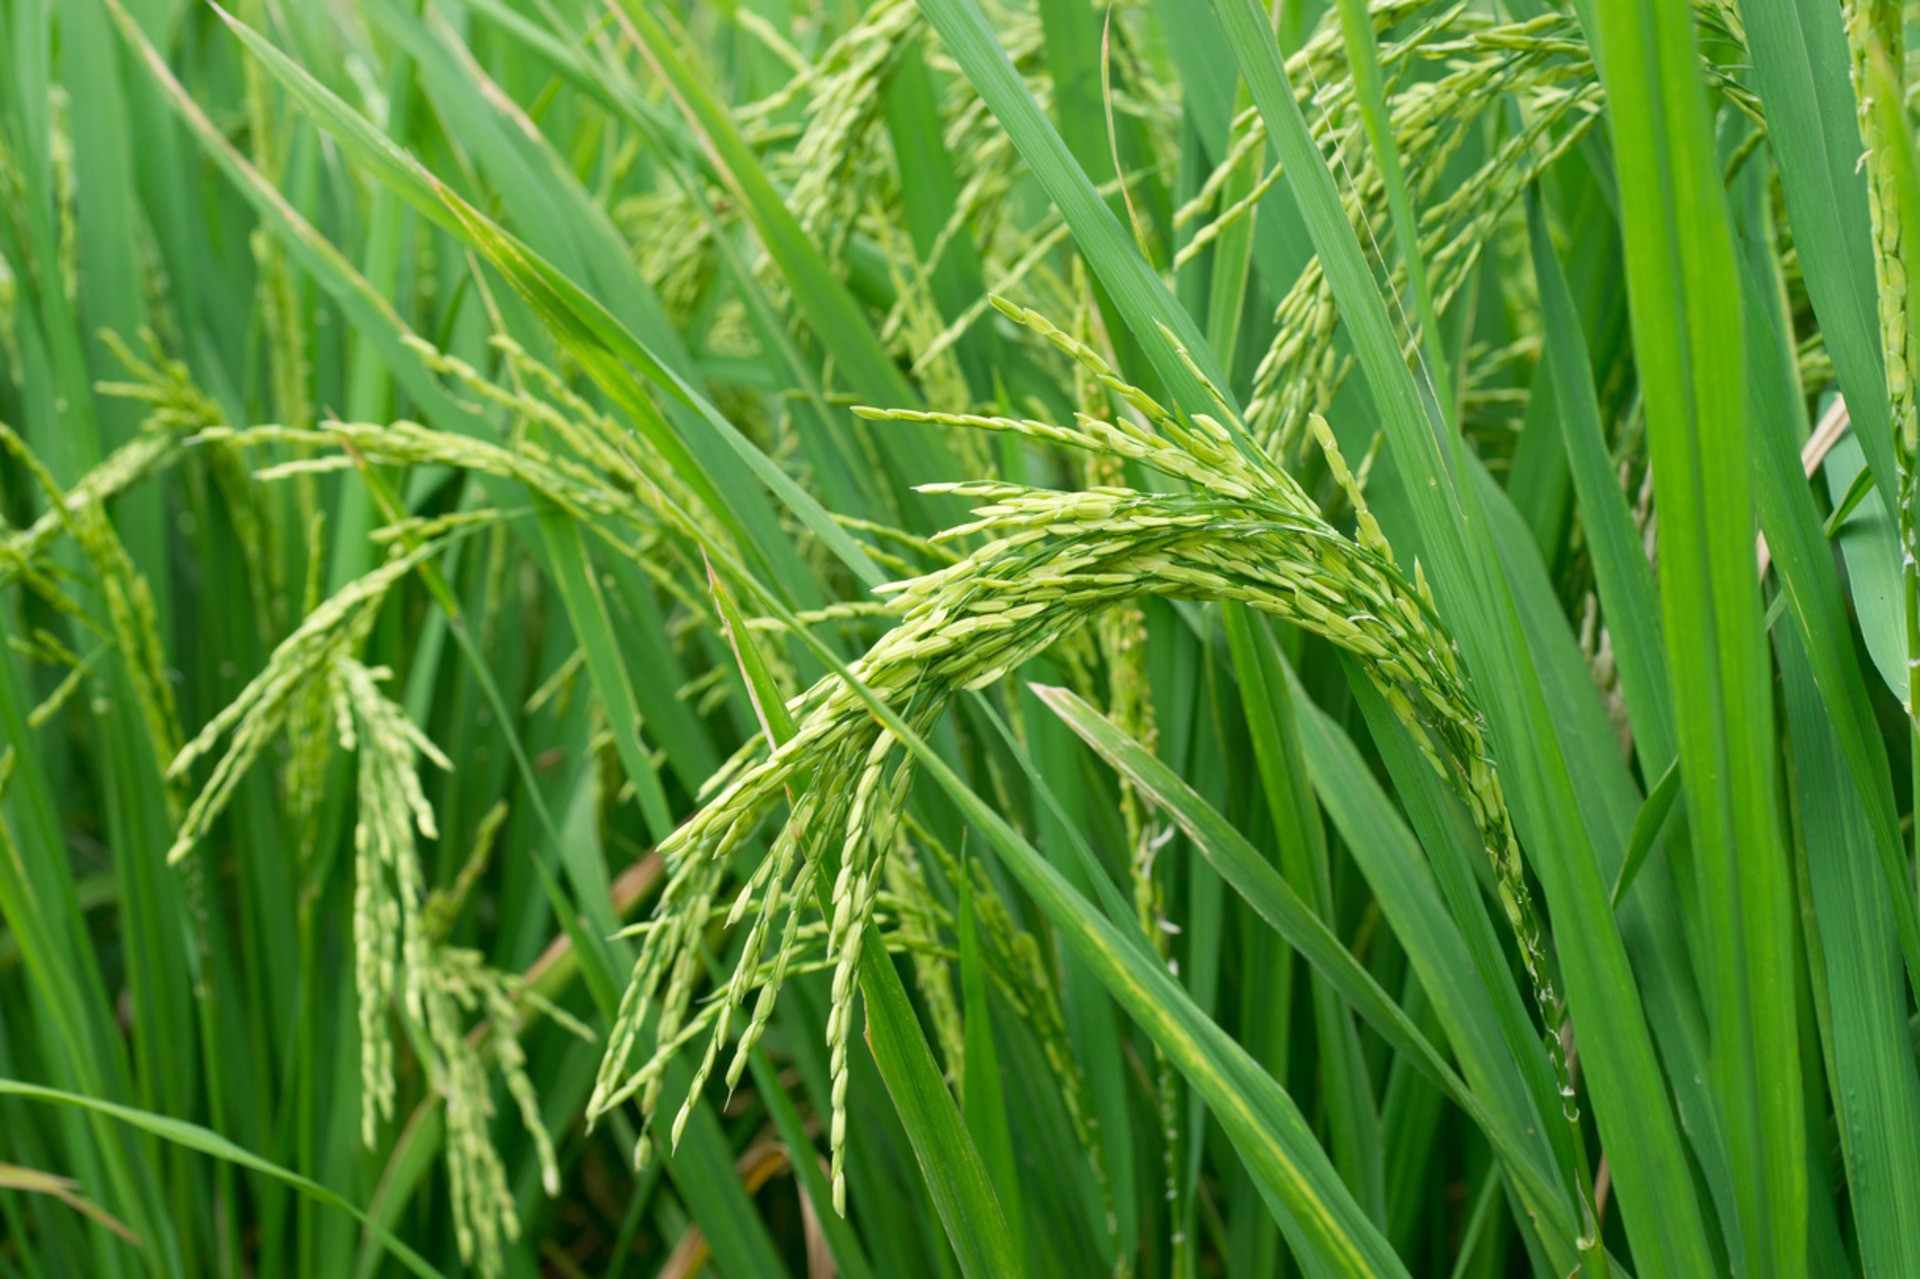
6 339 592 1279
162 533 585 1279
1177 5 1602 458
163 420 606 1275
624 1 1620 475
587 301 1570 1224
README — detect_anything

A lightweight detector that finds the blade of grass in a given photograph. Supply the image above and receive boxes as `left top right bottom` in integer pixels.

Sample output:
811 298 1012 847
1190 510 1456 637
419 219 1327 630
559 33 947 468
1332 0 1450 415
1735 187 1920 998
1741 0 1896 500
1585 1 1804 1271
532 498 672 843
1019 677 1139 1265
1219 606 1381 1220
1824 433 1907 704
1777 626 1920 1275
957 859 1024 1261
0 1079 447 1279
1610 761 1680 910
1526 191 1673 772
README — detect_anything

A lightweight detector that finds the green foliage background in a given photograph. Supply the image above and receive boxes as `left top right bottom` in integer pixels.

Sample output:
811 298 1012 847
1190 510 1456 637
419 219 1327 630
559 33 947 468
0 0 1916 1276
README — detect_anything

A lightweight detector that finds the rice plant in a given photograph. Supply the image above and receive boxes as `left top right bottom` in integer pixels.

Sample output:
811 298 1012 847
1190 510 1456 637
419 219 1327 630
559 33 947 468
2 0 1918 1275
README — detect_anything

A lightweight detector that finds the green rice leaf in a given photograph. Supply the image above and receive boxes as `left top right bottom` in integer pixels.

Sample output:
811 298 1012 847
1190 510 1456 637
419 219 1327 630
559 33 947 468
1585 0 1804 1270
